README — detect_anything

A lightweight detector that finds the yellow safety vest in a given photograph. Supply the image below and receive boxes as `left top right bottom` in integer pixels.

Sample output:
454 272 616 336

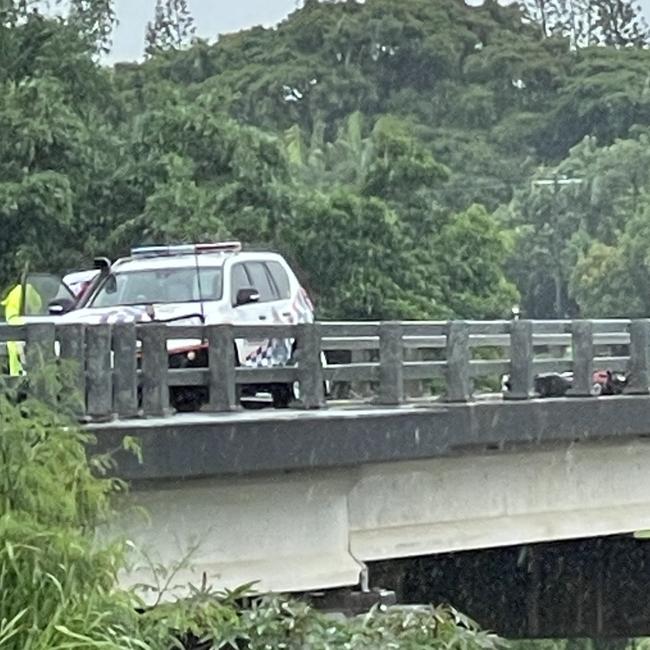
1 284 42 375
2 283 42 321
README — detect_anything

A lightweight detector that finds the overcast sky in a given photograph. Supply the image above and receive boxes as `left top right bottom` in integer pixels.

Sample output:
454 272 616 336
108 0 298 63
107 0 650 64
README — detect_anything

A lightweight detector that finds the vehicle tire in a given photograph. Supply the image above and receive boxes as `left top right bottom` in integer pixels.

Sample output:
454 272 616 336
171 387 208 412
272 351 329 408
272 379 328 408
169 348 209 412
271 383 294 408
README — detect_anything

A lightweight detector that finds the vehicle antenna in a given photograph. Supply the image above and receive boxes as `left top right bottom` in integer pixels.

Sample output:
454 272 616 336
194 247 206 325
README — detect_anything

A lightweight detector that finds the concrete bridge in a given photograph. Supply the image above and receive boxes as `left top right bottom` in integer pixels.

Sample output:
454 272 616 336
4 318 650 636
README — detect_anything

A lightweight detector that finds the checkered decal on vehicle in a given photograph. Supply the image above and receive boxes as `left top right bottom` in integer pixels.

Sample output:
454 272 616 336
241 287 313 367
99 306 148 324
244 339 292 367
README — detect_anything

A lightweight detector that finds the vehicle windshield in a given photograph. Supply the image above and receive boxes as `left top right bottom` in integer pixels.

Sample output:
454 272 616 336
90 267 223 308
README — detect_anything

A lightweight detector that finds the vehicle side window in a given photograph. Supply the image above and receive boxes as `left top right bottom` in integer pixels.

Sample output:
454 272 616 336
230 263 251 303
245 262 276 302
266 261 291 299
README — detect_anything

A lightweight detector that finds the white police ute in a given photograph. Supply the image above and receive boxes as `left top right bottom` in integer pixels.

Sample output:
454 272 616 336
54 242 316 409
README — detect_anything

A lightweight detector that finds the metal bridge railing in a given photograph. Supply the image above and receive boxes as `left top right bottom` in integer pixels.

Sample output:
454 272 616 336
0 319 647 421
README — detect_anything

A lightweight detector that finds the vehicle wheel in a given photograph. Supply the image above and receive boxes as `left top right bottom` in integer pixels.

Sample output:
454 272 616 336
168 348 209 412
171 387 208 412
271 383 294 408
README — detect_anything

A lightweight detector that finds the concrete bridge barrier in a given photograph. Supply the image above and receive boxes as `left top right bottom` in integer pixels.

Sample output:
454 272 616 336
1 317 647 418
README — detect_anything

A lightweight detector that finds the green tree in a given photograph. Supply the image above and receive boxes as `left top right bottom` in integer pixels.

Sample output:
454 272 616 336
547 47 650 156
438 204 519 318
591 0 650 46
279 188 445 319
68 0 117 53
570 203 650 318
363 114 449 203
145 0 196 57
108 103 292 252
0 79 86 282
508 132 650 318
570 240 636 317
8 0 650 320
519 0 649 46
507 175 586 318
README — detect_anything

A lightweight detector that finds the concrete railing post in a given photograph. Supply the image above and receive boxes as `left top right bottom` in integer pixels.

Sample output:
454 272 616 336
206 324 237 412
25 322 56 404
139 324 169 417
505 319 534 400
626 319 650 395
25 322 56 363
444 321 471 403
568 320 594 397
296 322 325 409
57 323 87 417
86 324 113 420
378 321 404 405
112 323 138 418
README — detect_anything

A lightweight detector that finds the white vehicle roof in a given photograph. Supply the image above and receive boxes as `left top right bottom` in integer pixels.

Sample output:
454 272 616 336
112 250 288 273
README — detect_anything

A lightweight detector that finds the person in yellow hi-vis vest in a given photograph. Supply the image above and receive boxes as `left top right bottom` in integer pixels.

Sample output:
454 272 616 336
1 283 42 375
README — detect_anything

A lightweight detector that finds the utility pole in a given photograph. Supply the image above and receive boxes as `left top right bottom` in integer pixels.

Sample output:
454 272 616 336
531 175 583 319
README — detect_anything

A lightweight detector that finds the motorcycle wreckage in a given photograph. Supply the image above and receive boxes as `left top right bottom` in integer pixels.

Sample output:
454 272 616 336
502 369 628 398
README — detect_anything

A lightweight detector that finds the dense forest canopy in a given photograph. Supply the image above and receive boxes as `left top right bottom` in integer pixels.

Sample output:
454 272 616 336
2 0 650 319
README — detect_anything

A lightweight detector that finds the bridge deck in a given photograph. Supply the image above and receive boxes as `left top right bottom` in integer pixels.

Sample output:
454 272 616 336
89 395 650 481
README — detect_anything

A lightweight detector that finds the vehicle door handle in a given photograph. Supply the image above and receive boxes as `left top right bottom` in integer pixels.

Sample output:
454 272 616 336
282 312 291 317
258 315 267 320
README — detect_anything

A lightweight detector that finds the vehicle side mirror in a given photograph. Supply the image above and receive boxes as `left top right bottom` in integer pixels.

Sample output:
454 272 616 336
93 257 111 274
235 287 260 307
48 297 76 316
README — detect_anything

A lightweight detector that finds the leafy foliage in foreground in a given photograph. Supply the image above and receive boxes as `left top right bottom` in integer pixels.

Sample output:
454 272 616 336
0 373 137 649
145 593 506 650
0 371 505 649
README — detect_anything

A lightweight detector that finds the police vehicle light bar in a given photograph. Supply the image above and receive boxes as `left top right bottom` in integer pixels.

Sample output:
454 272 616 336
195 241 242 253
130 242 242 258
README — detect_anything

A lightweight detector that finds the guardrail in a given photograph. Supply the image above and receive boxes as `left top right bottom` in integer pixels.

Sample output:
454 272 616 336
0 319 647 421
